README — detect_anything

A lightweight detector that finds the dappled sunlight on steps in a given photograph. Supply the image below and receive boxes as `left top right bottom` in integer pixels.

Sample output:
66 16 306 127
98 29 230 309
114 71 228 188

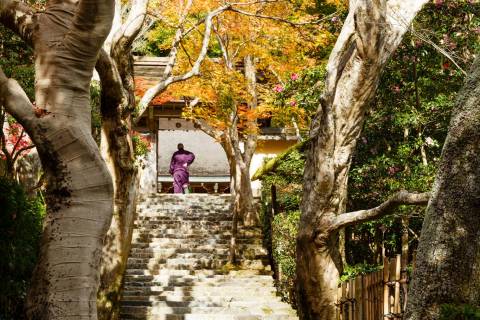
120 194 298 320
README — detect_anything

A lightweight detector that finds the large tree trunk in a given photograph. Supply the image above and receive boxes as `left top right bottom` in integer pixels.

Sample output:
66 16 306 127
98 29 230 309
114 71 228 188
236 156 257 225
0 1 114 319
97 106 138 320
297 1 428 319
94 2 148 318
405 57 480 320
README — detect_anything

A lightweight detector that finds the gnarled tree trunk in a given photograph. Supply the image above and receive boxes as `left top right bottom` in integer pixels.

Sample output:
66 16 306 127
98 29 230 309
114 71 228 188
297 0 428 318
95 1 147 318
405 56 480 320
0 0 114 319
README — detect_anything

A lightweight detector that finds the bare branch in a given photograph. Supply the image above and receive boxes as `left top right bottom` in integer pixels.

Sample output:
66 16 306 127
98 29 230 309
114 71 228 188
135 4 231 121
214 25 233 69
11 128 25 156
180 40 194 67
330 190 430 231
112 0 149 53
228 7 335 27
12 143 35 162
0 67 37 130
410 29 467 76
0 0 35 44
160 0 194 81
188 98 223 141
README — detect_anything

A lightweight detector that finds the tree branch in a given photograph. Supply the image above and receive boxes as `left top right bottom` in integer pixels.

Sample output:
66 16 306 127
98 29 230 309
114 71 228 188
159 0 194 82
0 67 37 130
95 48 125 107
69 0 115 44
112 0 149 54
135 4 230 121
228 7 334 27
12 143 35 162
186 98 223 141
0 0 36 44
330 190 430 231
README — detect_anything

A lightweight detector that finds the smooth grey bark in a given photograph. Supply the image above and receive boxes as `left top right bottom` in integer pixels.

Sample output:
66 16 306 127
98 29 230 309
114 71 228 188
405 56 480 320
95 2 147 317
0 0 114 319
297 0 428 319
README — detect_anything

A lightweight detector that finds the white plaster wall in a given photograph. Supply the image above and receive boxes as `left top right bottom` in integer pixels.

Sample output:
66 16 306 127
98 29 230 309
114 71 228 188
138 133 157 194
157 120 229 177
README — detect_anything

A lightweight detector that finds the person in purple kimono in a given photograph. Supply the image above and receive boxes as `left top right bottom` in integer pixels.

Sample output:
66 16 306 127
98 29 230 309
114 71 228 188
169 143 195 193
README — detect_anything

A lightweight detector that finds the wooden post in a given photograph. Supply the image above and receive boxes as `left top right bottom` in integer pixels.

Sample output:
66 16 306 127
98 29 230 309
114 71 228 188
401 216 409 312
362 275 368 320
389 258 397 316
348 279 355 320
376 271 383 319
355 276 363 320
267 184 276 280
370 274 374 320
337 283 344 320
383 257 390 320
394 254 401 315
271 184 278 216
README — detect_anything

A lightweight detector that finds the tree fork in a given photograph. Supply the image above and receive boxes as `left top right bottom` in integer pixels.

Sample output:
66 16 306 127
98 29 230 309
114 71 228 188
297 1 428 318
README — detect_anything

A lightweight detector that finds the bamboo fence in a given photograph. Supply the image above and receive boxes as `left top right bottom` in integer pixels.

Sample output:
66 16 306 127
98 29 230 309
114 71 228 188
336 254 409 320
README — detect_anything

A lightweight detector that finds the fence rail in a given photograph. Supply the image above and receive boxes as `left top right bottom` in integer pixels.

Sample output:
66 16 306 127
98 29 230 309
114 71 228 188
336 254 409 320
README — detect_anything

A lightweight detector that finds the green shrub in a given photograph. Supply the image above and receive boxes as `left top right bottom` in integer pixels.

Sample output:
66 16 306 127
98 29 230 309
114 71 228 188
339 263 382 283
440 304 480 320
271 210 300 306
0 178 45 319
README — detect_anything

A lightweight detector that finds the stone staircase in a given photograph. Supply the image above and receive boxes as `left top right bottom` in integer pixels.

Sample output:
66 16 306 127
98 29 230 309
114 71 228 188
120 194 298 320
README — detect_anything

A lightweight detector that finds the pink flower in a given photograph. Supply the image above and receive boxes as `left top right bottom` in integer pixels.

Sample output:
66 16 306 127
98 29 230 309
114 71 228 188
289 100 297 106
290 73 299 81
388 167 397 175
391 85 401 93
425 137 435 146
331 16 338 23
434 0 443 7
274 84 284 93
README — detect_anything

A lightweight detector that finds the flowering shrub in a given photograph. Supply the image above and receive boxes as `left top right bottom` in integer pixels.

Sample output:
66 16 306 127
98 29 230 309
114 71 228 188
131 131 152 158
0 121 33 161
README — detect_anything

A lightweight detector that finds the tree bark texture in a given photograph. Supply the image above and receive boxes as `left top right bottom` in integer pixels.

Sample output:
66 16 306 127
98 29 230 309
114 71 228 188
405 56 480 320
297 1 428 319
95 1 147 318
0 1 114 319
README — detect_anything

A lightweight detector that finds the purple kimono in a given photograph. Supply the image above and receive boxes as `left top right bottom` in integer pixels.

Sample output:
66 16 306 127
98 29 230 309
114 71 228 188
169 150 195 193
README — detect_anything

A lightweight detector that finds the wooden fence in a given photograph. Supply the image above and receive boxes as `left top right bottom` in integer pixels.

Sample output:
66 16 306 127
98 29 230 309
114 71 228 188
336 254 410 320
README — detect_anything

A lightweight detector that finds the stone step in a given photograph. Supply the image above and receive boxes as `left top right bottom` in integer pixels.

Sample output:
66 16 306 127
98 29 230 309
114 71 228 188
126 254 268 265
131 233 261 242
129 245 267 255
121 285 277 297
125 259 269 271
120 297 285 307
133 228 262 237
123 274 276 286
120 306 296 316
122 269 273 281
130 237 263 247
120 313 297 320
120 299 292 309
